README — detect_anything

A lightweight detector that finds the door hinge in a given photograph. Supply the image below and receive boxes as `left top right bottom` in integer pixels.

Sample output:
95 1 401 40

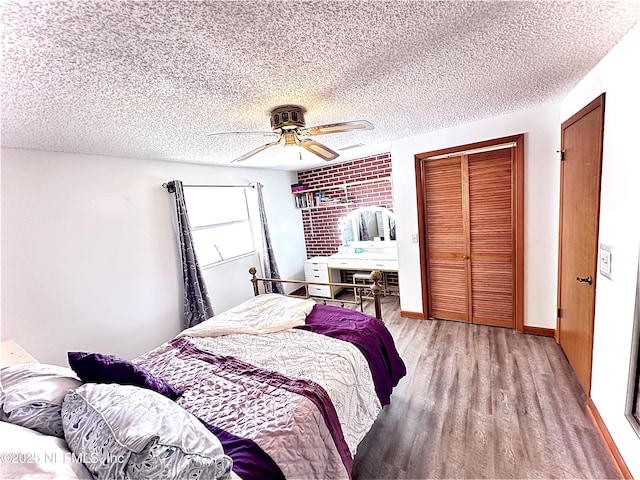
557 307 562 318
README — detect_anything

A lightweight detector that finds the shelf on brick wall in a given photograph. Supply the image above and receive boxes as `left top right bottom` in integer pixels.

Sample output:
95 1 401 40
292 176 392 210
293 184 348 210
298 202 354 211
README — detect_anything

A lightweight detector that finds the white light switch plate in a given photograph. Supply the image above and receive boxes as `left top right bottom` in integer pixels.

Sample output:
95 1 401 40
600 244 612 279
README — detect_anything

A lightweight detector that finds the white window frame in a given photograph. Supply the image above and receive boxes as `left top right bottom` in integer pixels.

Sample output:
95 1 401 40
183 186 257 268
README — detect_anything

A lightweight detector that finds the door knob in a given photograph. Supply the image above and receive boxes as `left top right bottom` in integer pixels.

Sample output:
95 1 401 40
576 276 592 285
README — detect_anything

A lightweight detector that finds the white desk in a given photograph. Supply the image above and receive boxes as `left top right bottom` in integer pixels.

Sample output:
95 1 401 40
327 252 398 272
327 246 398 297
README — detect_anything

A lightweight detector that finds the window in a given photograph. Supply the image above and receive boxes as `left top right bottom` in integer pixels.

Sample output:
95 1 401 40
183 187 256 267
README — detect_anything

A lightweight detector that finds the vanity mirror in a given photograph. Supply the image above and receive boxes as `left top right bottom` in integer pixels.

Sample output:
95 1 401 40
339 206 397 245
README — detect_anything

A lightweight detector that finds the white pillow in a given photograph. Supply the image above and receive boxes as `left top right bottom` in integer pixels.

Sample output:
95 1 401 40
1 364 81 437
0 421 93 479
62 383 233 479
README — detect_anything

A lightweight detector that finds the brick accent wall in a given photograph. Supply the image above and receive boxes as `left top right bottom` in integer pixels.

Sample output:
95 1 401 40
296 153 393 258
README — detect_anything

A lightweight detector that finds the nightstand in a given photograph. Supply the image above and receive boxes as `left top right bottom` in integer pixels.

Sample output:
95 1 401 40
1 340 38 366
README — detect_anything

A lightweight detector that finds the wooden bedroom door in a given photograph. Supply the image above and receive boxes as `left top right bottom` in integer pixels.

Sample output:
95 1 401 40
417 135 524 330
556 94 605 395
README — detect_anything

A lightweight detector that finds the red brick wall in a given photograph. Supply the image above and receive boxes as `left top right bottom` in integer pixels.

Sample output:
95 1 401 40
296 153 393 258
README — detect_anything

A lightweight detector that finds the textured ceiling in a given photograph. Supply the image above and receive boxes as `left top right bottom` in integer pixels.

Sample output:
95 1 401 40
2 1 639 171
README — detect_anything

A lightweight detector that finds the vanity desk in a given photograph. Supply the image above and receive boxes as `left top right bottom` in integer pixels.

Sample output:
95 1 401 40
328 245 398 296
327 206 398 298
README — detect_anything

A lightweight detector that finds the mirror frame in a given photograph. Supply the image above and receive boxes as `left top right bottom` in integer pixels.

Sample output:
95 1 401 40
338 206 397 245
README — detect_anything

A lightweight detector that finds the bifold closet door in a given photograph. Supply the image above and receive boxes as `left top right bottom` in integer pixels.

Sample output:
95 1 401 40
467 149 514 327
423 157 469 322
423 148 515 328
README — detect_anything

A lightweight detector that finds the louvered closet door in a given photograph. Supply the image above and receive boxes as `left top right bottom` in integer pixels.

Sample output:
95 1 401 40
423 157 468 322
423 147 515 328
468 149 513 327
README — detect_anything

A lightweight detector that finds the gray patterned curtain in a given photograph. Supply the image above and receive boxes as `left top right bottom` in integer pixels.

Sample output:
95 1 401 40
165 180 214 328
256 182 284 294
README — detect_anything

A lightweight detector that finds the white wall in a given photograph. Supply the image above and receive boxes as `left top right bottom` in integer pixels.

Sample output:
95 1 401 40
0 149 306 366
390 103 561 328
560 24 640 477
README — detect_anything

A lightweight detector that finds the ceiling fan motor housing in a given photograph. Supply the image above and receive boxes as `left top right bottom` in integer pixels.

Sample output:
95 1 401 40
270 105 306 131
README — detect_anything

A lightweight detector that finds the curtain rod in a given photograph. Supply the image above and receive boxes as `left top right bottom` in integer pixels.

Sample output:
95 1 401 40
162 182 255 189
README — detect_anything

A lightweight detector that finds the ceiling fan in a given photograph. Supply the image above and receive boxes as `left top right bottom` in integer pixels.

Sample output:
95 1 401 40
208 105 374 163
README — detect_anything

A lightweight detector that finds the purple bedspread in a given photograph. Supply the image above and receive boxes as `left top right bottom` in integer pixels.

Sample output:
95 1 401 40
200 422 284 480
298 304 406 406
170 337 353 476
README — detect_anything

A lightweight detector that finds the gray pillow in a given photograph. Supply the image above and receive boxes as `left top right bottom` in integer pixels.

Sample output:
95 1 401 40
0 364 81 437
61 383 233 480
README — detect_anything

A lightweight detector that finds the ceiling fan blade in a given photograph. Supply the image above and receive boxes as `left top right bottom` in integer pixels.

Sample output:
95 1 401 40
304 120 374 136
231 140 280 163
208 131 278 138
299 139 340 161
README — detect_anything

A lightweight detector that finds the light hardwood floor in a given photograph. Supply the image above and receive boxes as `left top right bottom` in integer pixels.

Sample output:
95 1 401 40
347 295 621 479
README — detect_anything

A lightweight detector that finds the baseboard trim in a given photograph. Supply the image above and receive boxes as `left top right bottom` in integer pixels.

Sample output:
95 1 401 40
523 326 555 337
587 398 632 479
400 310 425 319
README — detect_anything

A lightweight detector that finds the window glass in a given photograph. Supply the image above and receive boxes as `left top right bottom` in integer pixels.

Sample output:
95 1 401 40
184 187 256 266
186 188 249 227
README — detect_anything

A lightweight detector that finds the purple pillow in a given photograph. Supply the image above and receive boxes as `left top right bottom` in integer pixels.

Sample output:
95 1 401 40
67 352 182 400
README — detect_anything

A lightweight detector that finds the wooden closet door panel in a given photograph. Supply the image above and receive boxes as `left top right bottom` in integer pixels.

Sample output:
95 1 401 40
429 259 468 321
468 149 514 327
423 157 468 321
471 259 513 326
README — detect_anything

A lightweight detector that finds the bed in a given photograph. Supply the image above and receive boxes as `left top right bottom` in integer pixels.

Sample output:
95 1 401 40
0 281 405 479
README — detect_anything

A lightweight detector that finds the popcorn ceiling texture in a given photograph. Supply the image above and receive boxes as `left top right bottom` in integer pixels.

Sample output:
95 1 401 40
2 1 639 171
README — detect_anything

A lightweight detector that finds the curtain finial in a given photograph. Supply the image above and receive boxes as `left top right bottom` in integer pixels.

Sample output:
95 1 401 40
163 181 177 193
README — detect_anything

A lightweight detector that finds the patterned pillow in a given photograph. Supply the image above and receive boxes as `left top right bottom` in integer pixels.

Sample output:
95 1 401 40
0 364 81 438
62 383 233 480
67 351 182 400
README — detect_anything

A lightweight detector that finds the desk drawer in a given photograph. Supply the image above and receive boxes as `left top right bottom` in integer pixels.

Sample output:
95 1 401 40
328 258 398 271
304 265 329 277
304 257 330 279
305 273 329 284
366 260 399 271
309 285 331 298
328 258 364 270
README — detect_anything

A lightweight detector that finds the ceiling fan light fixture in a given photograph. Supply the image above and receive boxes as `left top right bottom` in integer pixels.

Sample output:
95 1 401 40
282 130 300 147
212 104 372 163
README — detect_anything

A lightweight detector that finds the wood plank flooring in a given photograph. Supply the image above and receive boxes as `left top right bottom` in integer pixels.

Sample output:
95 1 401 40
347 295 621 479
